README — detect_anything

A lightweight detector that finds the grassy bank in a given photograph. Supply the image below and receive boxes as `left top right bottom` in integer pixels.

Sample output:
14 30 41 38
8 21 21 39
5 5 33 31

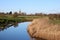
0 15 41 27
0 13 60 29
0 15 41 23
0 15 42 31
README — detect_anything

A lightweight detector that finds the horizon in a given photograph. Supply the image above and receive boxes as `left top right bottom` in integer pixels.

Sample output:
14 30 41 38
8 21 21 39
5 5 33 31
0 0 60 14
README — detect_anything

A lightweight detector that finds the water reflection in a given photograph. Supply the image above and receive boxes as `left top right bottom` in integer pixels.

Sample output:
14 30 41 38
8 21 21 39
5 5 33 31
0 22 31 40
0 22 44 40
29 37 47 40
0 22 18 31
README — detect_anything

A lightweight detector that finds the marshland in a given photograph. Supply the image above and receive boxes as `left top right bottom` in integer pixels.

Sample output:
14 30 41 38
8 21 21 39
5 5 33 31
0 0 60 40
0 11 60 40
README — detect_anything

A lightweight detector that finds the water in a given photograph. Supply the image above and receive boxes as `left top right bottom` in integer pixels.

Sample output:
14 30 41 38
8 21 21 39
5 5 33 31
0 22 31 40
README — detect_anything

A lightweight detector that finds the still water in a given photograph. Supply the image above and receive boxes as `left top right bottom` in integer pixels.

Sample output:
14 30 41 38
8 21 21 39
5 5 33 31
0 22 41 40
0 22 31 40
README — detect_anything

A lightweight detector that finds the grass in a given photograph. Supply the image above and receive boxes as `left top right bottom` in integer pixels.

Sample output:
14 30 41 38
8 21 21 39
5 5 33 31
49 18 60 25
0 15 60 25
28 17 60 40
0 15 42 31
0 15 42 27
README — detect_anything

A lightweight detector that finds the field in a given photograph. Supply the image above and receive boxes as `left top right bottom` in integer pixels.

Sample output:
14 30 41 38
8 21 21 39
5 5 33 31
0 14 42 29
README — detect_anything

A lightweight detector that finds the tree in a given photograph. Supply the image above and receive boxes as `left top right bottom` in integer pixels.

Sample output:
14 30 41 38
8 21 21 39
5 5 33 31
9 11 12 15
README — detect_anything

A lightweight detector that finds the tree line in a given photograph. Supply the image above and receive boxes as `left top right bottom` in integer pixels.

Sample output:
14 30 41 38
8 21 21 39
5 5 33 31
0 11 60 20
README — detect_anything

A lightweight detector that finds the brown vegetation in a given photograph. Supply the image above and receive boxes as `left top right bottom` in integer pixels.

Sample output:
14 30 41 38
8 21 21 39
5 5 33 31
27 17 60 40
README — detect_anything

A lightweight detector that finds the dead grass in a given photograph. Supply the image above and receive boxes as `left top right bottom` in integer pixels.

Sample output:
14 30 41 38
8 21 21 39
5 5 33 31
27 17 60 40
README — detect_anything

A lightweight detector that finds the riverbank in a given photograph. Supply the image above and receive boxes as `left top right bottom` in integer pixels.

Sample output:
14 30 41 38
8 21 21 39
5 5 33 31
27 17 60 40
0 15 41 30
0 15 41 24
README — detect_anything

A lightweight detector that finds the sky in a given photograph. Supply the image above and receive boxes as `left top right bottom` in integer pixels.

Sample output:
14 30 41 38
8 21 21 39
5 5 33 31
0 0 60 14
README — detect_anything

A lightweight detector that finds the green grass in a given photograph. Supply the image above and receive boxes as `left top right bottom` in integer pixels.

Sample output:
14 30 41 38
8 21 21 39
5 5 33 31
49 18 60 24
0 15 42 28
0 15 42 24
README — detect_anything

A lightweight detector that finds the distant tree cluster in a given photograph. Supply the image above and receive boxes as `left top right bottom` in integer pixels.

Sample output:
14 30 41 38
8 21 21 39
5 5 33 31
0 11 27 18
48 14 60 20
0 11 60 20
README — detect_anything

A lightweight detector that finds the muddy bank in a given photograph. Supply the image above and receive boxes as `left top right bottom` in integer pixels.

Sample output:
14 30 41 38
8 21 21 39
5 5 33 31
27 17 60 40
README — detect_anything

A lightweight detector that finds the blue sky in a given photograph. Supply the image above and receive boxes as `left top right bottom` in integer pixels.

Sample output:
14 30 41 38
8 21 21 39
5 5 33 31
0 0 60 14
